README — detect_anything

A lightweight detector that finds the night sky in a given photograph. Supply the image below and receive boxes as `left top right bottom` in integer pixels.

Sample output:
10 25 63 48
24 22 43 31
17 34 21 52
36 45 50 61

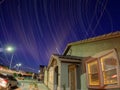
0 0 120 73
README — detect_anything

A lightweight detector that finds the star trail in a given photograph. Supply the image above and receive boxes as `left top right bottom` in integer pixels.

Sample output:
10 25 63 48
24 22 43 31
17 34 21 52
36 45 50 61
0 0 120 72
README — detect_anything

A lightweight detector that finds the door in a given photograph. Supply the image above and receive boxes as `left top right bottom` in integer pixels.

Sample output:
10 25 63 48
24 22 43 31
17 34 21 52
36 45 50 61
69 65 76 90
54 66 58 89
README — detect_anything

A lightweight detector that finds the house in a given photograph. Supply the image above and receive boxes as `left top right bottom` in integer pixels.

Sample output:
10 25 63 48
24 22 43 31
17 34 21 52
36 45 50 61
46 31 120 90
44 67 48 86
47 54 82 90
63 31 120 90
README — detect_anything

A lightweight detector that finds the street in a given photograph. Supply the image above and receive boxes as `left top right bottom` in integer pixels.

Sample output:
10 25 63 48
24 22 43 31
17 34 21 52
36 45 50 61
0 80 49 90
16 80 49 90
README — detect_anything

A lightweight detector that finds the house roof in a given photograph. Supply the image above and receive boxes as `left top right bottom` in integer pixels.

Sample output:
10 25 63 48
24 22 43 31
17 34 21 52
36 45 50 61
53 54 83 60
47 54 83 69
63 31 120 55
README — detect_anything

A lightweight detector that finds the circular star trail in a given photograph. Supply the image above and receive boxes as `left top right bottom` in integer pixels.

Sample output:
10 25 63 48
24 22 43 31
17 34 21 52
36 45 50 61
0 0 119 72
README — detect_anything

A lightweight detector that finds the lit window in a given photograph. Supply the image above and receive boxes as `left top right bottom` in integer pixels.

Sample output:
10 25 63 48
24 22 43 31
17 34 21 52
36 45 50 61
101 53 118 85
86 49 120 89
87 60 100 85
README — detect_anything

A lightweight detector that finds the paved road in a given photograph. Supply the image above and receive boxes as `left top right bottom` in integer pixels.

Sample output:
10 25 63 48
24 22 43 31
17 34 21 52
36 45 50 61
0 79 49 90
17 80 49 90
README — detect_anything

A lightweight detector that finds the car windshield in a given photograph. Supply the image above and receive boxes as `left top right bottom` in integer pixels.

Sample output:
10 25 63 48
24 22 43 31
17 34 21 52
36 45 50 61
0 74 7 78
0 73 17 81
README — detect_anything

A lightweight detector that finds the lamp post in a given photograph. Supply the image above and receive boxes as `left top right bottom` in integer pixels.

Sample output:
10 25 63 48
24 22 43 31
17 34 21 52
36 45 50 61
5 46 15 69
9 53 14 69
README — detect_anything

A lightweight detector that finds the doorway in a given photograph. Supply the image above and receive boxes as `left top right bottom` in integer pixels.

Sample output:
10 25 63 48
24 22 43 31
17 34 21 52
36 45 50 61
69 65 76 90
54 66 58 89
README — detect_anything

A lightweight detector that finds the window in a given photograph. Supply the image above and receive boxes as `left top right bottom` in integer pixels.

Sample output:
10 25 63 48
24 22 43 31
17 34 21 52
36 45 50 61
86 49 120 89
101 53 118 85
87 60 100 85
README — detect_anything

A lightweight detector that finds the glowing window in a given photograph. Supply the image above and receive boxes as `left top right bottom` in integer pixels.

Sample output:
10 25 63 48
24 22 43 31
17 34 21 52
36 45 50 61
101 53 118 85
87 60 100 85
86 49 120 89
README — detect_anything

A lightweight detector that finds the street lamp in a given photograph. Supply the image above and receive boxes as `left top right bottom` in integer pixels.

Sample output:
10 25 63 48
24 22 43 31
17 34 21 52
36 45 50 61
38 70 40 73
16 63 21 66
5 46 15 69
5 46 15 52
16 63 22 71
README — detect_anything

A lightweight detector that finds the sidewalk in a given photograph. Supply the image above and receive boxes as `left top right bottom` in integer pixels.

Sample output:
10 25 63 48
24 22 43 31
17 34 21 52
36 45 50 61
37 83 49 90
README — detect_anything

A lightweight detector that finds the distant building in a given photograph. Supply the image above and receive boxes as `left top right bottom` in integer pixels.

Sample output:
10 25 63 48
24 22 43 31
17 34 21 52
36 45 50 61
43 67 48 86
39 65 46 81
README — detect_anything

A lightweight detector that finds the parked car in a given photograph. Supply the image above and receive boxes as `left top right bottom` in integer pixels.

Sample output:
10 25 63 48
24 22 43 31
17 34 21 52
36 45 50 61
17 76 24 80
0 73 18 90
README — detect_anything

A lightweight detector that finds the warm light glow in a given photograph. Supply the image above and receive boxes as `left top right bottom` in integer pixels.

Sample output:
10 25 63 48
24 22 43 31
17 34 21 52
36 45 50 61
100 52 117 85
87 60 100 85
112 75 117 78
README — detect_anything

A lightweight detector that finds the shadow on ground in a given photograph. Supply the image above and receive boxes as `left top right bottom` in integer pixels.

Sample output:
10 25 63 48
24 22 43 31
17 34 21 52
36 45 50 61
0 86 20 90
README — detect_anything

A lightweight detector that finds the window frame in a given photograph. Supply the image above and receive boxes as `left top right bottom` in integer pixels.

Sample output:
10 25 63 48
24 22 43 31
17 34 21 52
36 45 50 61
86 58 102 89
85 49 120 89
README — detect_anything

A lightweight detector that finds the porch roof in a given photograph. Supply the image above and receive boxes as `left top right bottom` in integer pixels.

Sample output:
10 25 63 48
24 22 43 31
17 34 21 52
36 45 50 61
53 54 83 60
47 54 83 69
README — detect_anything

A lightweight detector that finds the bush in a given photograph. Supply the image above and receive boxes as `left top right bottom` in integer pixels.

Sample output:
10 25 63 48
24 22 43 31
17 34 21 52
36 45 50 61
13 73 17 77
18 73 22 77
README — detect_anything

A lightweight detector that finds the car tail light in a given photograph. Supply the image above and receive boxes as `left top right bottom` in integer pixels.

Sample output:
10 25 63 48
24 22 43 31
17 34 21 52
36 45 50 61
0 78 8 87
3 79 8 83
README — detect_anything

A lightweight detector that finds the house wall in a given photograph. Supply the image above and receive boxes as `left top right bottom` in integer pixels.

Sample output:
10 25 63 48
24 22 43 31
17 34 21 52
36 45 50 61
66 37 120 90
60 62 81 90
57 61 61 90
48 67 54 90
67 37 120 59
44 69 48 86
60 63 69 90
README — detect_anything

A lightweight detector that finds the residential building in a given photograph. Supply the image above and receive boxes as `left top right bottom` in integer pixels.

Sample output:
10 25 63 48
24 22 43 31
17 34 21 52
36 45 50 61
39 65 46 81
63 31 120 90
47 54 82 90
46 31 120 90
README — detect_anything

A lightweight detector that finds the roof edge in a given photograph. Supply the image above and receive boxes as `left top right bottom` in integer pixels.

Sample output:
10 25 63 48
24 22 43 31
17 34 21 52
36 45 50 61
63 31 120 55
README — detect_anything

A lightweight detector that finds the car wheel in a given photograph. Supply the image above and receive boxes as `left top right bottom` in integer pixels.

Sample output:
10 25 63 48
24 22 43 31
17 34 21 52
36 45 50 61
0 86 2 89
6 85 11 90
